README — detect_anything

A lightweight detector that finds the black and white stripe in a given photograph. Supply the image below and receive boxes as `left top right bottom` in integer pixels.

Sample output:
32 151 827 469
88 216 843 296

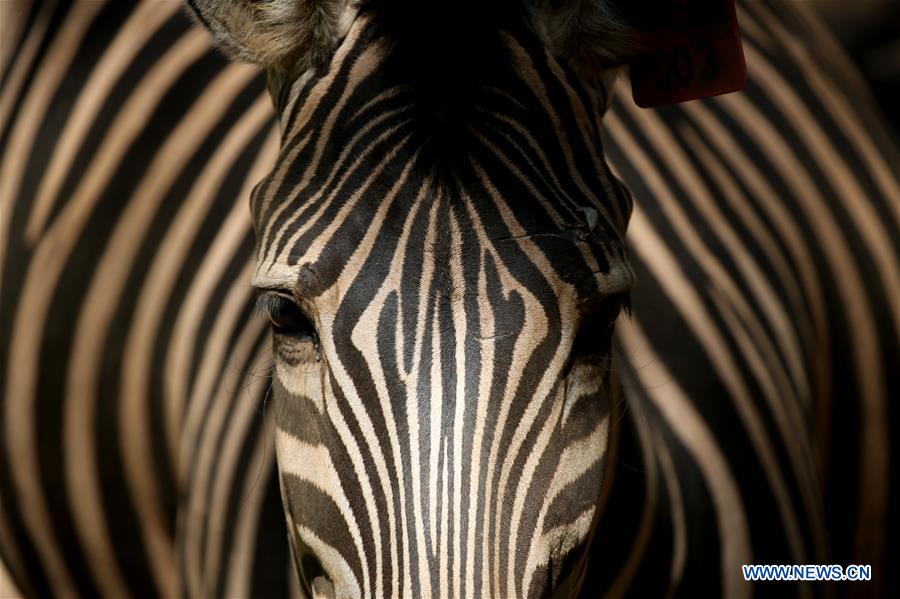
1 1 897 597
243 9 634 597
595 3 899 596
0 2 285 597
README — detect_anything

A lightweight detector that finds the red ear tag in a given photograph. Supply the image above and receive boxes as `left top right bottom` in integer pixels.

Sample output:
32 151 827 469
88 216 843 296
629 0 747 108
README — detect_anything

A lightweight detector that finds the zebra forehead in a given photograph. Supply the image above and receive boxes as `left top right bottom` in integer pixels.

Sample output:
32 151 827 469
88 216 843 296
243 4 635 319
250 177 632 310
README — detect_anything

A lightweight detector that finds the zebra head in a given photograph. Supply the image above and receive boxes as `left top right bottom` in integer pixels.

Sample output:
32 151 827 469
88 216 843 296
189 1 637 596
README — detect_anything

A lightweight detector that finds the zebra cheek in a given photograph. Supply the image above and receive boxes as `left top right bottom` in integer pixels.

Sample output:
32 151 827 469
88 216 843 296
272 342 327 417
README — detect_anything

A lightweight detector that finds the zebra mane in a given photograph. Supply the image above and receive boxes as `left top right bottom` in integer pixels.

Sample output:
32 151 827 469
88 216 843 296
528 0 642 76
186 0 640 81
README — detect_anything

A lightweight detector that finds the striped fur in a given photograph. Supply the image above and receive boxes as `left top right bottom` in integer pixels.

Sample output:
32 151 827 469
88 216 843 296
0 2 284 597
242 9 634 597
599 6 899 595
1 1 897 597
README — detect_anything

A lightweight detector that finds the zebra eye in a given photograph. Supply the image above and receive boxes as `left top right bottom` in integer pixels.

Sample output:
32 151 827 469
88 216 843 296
255 293 316 341
574 293 631 358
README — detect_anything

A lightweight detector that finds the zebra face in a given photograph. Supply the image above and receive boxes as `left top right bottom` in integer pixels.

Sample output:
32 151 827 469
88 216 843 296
191 1 635 596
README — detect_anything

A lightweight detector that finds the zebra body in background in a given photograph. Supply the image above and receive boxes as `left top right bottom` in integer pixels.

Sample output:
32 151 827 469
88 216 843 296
0 2 286 596
1 0 897 597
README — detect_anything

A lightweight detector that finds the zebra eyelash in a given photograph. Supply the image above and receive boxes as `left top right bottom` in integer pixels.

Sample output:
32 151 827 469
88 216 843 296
574 292 631 358
254 291 294 320
582 292 632 325
611 293 632 319
254 292 318 340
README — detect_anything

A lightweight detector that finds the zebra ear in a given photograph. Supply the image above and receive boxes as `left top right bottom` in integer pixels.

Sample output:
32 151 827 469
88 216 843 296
185 0 355 73
528 0 642 80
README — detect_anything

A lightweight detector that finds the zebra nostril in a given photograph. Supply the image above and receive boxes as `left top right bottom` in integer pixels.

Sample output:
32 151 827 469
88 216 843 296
309 575 335 599
301 553 334 598
578 206 600 231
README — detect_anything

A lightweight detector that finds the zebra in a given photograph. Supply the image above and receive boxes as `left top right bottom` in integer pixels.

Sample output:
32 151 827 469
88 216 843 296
1 0 897 597
0 2 285 596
